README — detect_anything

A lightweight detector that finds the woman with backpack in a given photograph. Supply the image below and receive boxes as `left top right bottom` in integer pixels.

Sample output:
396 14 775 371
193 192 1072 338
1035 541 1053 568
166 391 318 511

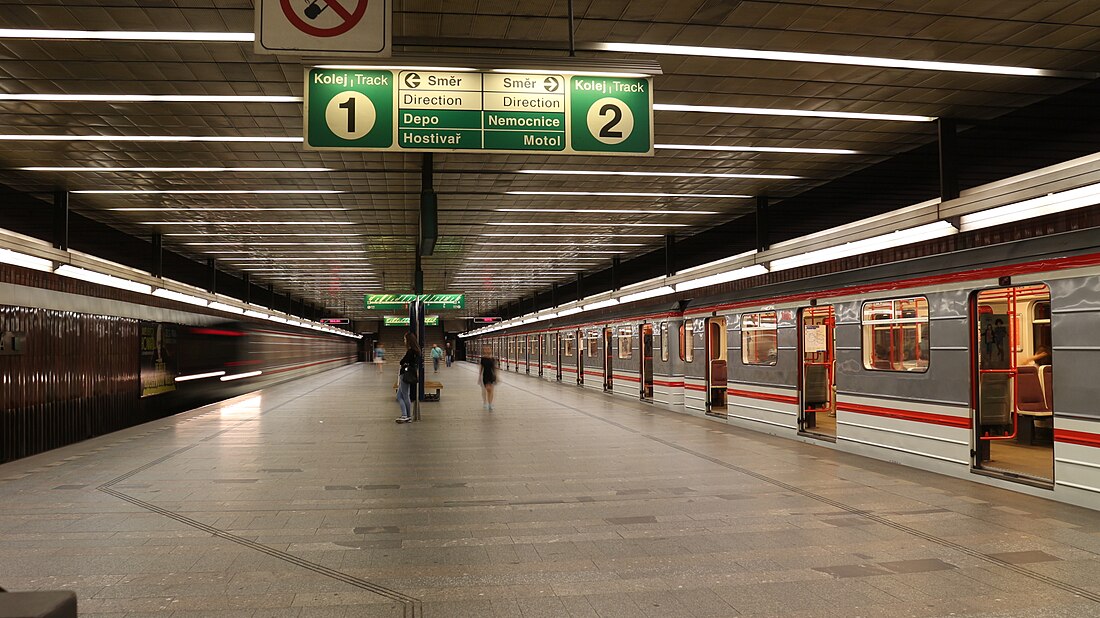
396 332 421 424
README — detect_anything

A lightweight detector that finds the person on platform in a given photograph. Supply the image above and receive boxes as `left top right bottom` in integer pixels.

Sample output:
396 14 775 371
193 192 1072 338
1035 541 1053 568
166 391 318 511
395 333 421 424
430 343 443 373
373 343 385 374
445 341 453 367
478 345 497 411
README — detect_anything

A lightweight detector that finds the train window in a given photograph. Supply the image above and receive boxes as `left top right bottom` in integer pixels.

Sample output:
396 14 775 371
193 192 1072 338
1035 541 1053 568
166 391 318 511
617 327 632 359
679 321 694 362
564 336 574 357
862 297 930 372
660 322 669 362
1032 300 1052 364
742 312 778 365
587 333 598 358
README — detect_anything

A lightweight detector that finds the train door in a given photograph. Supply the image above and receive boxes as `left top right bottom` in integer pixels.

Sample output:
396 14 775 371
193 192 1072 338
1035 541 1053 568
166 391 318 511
555 332 563 381
524 336 531 374
799 306 837 439
705 317 728 417
603 327 614 391
576 330 584 385
640 323 654 400
537 334 544 377
973 285 1054 484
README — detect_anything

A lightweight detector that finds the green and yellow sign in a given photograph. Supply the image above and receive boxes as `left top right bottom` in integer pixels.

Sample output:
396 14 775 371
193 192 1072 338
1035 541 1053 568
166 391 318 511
306 68 652 155
383 315 440 326
365 293 465 310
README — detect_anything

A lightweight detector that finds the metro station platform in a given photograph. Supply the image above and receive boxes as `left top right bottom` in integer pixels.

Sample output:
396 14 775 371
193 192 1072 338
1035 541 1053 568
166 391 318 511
2 364 1100 618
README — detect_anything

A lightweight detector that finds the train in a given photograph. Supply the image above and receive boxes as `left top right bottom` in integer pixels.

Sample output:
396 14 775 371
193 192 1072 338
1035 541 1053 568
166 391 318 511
467 219 1100 510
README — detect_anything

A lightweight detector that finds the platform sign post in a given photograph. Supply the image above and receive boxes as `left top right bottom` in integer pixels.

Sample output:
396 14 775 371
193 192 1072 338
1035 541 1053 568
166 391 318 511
306 68 652 155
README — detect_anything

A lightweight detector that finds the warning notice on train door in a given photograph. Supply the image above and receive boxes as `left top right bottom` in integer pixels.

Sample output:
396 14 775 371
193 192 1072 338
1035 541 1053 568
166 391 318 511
255 0 391 56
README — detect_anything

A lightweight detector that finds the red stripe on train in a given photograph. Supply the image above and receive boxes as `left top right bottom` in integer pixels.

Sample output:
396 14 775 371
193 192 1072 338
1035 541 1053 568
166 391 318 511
1054 429 1100 448
726 388 799 405
837 402 971 429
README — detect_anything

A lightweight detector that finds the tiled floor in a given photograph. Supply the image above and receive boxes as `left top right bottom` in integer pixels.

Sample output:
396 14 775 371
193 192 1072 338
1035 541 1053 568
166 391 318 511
2 362 1100 617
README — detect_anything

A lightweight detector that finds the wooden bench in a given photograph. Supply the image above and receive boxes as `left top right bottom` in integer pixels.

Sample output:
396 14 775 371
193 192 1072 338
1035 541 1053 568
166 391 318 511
393 380 444 401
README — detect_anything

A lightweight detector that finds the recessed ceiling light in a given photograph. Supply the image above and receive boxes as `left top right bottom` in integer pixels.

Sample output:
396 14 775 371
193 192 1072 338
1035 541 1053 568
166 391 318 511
656 143 860 155
29 166 328 172
1 94 300 103
0 28 255 42
517 169 799 179
594 41 1092 79
652 103 933 123
0 135 303 142
171 234 361 237
202 250 367 254
476 242 646 247
78 189 342 195
467 256 606 261
316 64 478 71
480 233 663 238
472 250 626 254
505 191 750 198
494 208 719 214
223 257 372 261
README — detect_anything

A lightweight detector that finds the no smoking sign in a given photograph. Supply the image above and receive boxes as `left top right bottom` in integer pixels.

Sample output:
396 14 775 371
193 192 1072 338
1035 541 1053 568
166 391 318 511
255 0 390 56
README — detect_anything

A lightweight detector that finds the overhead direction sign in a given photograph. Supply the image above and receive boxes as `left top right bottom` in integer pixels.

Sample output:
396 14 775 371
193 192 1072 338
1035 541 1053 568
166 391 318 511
364 293 465 310
384 315 440 326
319 318 350 325
255 0 390 56
306 68 652 155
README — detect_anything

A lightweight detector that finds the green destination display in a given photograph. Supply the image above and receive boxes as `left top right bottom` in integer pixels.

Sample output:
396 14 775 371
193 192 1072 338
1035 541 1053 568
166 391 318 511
306 68 652 155
384 315 440 326
365 293 465 310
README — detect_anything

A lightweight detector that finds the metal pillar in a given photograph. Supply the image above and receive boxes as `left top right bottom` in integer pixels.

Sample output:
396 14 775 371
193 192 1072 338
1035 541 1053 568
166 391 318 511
150 233 163 278
53 191 68 251
938 118 959 202
665 233 676 276
611 256 621 290
207 258 216 294
420 153 437 256
242 273 250 304
755 196 769 253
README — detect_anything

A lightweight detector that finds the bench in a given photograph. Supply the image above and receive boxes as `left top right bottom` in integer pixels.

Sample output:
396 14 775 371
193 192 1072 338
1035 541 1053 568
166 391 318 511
393 380 444 401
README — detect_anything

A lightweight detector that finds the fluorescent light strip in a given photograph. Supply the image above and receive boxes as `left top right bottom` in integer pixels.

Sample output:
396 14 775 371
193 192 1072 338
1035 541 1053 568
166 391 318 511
597 41 1081 79
477 242 646 247
3 94 300 103
0 248 53 272
0 28 253 42
769 221 958 271
203 250 366 254
33 166 328 173
208 302 245 314
506 191 750 199
55 264 152 294
152 288 208 306
485 222 688 228
141 222 355 226
674 264 768 292
495 208 719 215
187 242 362 246
172 234 361 237
958 183 1100 232
492 68 649 78
223 257 372 261
656 143 860 155
220 370 263 382
175 371 226 382
317 64 478 71
619 286 674 304
653 103 933 123
467 256 605 261
518 169 799 179
471 250 626 254
80 189 342 195
0 135 302 143
114 208 347 212
480 233 663 238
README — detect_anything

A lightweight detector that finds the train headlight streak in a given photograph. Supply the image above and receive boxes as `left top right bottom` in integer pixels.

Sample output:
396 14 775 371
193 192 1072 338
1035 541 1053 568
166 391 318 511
958 183 1100 232
220 371 263 382
175 371 226 382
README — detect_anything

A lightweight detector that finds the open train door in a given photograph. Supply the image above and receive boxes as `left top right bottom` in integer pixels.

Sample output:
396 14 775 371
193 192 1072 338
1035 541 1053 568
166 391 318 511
798 305 836 440
576 330 584 385
705 317 728 417
537 334 544 377
640 323 654 400
603 327 614 391
973 285 1054 485
555 332 563 381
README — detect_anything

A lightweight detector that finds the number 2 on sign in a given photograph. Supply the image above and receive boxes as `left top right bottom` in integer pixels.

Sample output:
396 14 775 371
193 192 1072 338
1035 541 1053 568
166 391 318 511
325 91 376 140
586 97 634 145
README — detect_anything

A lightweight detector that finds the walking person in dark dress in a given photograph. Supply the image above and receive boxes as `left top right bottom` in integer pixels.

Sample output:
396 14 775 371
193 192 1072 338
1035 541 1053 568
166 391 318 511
395 332 421 424
478 345 497 411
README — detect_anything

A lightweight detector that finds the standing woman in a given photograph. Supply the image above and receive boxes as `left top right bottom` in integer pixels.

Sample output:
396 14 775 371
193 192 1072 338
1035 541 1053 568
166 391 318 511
478 344 497 411
395 332 421 423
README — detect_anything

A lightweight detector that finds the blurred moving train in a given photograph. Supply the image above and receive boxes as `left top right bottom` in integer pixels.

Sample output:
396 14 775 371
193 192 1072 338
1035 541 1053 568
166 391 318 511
469 223 1100 510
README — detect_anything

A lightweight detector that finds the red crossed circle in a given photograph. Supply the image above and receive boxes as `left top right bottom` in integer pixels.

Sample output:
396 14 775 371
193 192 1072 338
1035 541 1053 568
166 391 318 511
280 0 369 38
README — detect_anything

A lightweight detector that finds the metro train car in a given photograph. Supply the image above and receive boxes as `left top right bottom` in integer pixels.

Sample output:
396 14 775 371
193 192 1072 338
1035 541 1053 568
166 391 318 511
467 223 1100 510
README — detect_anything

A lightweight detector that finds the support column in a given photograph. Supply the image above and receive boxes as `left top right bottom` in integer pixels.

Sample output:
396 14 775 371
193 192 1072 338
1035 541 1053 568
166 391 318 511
551 283 558 307
576 273 583 302
207 258 216 294
938 118 959 202
242 273 250 304
53 191 69 251
755 196 769 253
414 250 424 294
150 233 163 278
665 233 676 276
611 256 621 290
420 153 437 256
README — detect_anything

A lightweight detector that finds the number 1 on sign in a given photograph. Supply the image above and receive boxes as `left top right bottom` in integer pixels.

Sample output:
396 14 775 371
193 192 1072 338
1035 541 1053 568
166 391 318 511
325 91 376 140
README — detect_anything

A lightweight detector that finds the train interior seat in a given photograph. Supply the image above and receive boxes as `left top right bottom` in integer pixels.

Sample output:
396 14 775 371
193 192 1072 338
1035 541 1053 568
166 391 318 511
804 364 830 409
1015 366 1048 415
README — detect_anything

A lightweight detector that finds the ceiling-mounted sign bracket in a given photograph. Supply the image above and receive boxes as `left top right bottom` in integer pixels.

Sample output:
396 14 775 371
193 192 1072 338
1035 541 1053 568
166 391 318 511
255 0 391 56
